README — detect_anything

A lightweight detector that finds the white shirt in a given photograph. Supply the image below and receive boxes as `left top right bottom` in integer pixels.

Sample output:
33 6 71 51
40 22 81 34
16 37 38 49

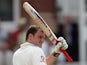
13 42 47 65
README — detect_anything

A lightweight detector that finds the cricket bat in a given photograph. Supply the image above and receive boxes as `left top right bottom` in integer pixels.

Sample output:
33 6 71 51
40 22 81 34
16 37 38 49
23 2 73 62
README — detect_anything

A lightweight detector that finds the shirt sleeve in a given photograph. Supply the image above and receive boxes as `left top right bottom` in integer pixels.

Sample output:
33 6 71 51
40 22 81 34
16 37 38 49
31 47 47 65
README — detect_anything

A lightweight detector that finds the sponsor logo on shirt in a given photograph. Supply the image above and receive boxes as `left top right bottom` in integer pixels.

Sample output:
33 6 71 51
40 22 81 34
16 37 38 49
40 56 45 62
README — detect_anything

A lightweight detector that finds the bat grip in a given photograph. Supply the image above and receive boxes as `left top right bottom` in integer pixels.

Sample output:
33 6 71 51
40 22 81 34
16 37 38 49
59 48 73 62
55 40 73 62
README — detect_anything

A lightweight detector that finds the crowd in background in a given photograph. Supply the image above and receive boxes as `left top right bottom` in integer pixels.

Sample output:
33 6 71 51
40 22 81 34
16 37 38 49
0 23 13 65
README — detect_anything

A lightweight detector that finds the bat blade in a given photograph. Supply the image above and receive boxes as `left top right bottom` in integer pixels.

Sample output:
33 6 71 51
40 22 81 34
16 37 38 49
23 2 57 44
23 2 73 62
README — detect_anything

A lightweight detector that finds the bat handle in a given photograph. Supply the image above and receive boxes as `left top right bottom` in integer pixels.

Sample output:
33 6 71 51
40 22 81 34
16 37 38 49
55 40 73 62
59 48 73 62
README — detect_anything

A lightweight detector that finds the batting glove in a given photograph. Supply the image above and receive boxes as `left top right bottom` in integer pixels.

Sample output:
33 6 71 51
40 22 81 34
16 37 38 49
53 37 68 54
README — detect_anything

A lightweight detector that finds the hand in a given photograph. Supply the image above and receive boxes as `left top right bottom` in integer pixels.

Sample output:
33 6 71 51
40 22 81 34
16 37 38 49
53 37 68 54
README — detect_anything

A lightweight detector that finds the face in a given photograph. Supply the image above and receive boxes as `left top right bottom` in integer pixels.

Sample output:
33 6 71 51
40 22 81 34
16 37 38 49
29 29 45 47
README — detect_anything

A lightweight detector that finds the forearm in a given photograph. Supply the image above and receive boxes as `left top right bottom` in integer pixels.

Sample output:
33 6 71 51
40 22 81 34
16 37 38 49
46 52 60 65
46 37 68 65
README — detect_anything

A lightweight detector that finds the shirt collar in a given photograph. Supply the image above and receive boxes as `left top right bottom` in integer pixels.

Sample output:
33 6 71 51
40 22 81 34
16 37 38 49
20 42 34 48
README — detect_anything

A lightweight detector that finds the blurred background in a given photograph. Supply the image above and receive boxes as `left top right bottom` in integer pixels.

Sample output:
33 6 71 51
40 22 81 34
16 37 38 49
0 0 87 65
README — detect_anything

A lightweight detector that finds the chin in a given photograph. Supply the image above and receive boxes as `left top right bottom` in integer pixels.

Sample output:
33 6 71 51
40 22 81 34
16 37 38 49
39 43 42 48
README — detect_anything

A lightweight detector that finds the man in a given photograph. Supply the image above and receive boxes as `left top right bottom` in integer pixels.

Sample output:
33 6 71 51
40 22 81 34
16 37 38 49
13 25 68 65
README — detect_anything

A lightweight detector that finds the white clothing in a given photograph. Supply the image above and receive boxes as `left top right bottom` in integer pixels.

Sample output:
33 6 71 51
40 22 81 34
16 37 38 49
13 42 47 65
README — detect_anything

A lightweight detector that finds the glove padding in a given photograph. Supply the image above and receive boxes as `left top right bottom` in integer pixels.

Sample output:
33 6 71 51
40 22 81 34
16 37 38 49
53 37 68 54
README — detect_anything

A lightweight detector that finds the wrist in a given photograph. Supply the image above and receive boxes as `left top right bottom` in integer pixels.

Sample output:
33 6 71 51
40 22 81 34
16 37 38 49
52 52 60 58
